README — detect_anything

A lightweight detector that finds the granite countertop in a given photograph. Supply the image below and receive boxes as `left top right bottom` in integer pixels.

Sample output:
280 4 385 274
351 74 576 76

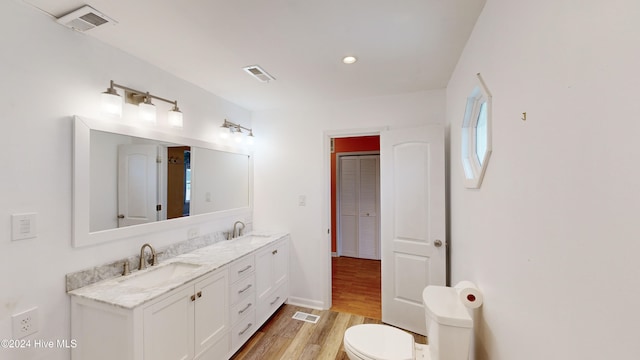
68 232 288 309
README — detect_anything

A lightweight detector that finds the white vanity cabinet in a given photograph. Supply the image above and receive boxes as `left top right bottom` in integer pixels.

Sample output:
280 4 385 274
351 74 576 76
69 234 290 360
71 267 229 360
255 236 290 326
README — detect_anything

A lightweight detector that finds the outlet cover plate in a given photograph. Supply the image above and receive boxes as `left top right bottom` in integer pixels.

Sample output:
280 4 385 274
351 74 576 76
12 307 38 338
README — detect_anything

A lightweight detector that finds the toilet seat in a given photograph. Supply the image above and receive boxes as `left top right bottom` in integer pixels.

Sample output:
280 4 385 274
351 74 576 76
343 324 415 360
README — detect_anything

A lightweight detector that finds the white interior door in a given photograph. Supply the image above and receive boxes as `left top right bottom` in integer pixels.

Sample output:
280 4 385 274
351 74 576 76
118 144 159 227
381 125 445 336
339 155 380 259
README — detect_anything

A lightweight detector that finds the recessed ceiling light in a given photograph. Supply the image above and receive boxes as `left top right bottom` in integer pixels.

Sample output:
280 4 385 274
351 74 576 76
342 56 357 64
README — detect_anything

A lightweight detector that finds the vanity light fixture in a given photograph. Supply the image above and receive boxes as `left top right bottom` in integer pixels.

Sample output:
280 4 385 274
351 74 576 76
100 80 184 128
220 119 255 145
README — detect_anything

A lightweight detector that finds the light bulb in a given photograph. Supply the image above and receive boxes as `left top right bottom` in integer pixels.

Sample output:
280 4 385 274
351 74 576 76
139 97 156 124
168 107 183 128
234 130 244 143
101 88 122 117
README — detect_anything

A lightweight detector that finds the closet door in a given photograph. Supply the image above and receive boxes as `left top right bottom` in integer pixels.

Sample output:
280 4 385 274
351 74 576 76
339 155 380 259
358 156 379 259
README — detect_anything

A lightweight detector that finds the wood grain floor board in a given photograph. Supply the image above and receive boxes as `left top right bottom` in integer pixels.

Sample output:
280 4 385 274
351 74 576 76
230 304 426 360
331 256 381 319
231 257 427 359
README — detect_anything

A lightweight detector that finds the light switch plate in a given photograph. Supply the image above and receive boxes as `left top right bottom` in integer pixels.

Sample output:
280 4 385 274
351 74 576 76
11 213 37 241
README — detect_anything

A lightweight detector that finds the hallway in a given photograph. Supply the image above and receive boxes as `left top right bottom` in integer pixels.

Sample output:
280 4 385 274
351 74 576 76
331 256 381 319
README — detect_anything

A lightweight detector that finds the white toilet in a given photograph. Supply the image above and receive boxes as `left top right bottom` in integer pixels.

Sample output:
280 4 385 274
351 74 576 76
343 285 473 360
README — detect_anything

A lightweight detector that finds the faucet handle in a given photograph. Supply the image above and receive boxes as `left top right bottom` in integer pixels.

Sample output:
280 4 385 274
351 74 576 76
151 253 158 266
122 261 130 276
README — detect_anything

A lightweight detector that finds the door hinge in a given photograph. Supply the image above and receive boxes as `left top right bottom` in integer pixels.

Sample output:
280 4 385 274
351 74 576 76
156 204 162 211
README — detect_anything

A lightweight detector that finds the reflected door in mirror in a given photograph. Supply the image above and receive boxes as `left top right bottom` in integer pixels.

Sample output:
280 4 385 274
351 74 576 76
117 144 159 227
167 146 191 219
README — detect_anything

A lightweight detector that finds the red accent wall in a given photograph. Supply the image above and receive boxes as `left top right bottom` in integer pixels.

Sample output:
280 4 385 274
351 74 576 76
331 136 380 252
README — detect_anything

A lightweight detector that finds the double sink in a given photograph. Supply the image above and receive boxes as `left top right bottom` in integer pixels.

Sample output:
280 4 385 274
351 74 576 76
117 234 272 290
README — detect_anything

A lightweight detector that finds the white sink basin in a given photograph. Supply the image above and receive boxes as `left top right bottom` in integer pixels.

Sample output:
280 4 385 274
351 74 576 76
119 262 201 288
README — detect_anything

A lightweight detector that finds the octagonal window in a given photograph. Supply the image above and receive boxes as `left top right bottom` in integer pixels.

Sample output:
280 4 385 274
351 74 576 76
475 101 488 166
461 74 492 189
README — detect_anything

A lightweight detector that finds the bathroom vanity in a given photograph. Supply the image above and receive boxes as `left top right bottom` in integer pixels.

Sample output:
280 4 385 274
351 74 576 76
68 233 289 360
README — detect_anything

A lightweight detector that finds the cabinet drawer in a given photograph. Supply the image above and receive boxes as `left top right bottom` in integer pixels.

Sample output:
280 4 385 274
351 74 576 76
256 281 288 327
229 255 255 283
231 293 255 325
230 274 255 305
231 309 256 350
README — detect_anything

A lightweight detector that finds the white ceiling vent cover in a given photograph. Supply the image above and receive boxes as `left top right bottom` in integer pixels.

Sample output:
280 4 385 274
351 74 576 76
243 65 276 83
56 5 117 32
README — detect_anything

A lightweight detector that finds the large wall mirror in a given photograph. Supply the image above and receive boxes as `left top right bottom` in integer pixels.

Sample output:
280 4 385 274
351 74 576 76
73 116 252 247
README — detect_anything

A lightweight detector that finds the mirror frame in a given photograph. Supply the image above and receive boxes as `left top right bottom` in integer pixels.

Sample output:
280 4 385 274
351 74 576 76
73 115 253 247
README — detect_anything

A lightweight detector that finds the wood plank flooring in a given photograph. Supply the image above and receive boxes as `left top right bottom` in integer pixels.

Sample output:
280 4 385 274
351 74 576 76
331 256 381 319
231 257 426 360
231 304 426 360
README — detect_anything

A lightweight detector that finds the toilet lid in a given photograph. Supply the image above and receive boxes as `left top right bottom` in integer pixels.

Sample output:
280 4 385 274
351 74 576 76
344 324 414 360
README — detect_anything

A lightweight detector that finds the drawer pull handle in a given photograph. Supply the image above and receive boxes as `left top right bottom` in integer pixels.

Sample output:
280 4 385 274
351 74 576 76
197 291 202 298
238 303 252 314
270 296 281 306
238 284 252 294
239 323 252 336
272 250 278 255
238 265 252 274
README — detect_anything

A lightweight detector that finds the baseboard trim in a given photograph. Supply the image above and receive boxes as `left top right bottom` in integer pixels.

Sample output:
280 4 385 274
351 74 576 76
287 296 326 310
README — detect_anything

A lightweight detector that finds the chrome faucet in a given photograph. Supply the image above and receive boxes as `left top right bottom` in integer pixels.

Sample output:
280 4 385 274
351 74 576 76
233 221 246 238
139 243 157 270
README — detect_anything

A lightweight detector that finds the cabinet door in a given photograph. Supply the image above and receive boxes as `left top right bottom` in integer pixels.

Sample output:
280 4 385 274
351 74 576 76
143 286 194 360
194 270 229 358
272 240 289 289
255 246 274 303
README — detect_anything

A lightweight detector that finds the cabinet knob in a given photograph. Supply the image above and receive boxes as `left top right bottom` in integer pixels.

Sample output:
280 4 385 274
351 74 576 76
197 291 202 298
190 295 196 302
272 250 278 255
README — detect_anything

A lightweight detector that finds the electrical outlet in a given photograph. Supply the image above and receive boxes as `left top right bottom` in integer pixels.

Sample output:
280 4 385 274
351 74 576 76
12 307 38 338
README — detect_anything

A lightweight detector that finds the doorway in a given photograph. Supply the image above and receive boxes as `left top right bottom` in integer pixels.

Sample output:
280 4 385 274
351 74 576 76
330 136 382 318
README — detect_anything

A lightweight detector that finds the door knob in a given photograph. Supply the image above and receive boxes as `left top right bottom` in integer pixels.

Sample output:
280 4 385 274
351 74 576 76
433 239 443 248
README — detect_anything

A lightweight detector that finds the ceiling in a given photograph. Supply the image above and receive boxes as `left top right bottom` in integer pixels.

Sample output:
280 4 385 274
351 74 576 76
22 0 485 111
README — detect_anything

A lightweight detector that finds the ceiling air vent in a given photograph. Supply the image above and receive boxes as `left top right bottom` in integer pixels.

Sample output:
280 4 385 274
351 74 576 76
56 5 117 32
243 65 276 83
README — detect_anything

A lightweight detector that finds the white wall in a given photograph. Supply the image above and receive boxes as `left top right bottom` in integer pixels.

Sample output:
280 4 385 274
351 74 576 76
0 1 251 359
252 90 445 308
447 0 640 359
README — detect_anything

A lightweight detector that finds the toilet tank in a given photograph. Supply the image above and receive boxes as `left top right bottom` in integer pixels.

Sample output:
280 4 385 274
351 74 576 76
423 286 473 360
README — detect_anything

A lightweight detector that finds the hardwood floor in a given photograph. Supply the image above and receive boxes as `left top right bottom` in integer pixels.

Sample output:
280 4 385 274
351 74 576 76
231 257 426 360
231 304 426 360
331 256 381 319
